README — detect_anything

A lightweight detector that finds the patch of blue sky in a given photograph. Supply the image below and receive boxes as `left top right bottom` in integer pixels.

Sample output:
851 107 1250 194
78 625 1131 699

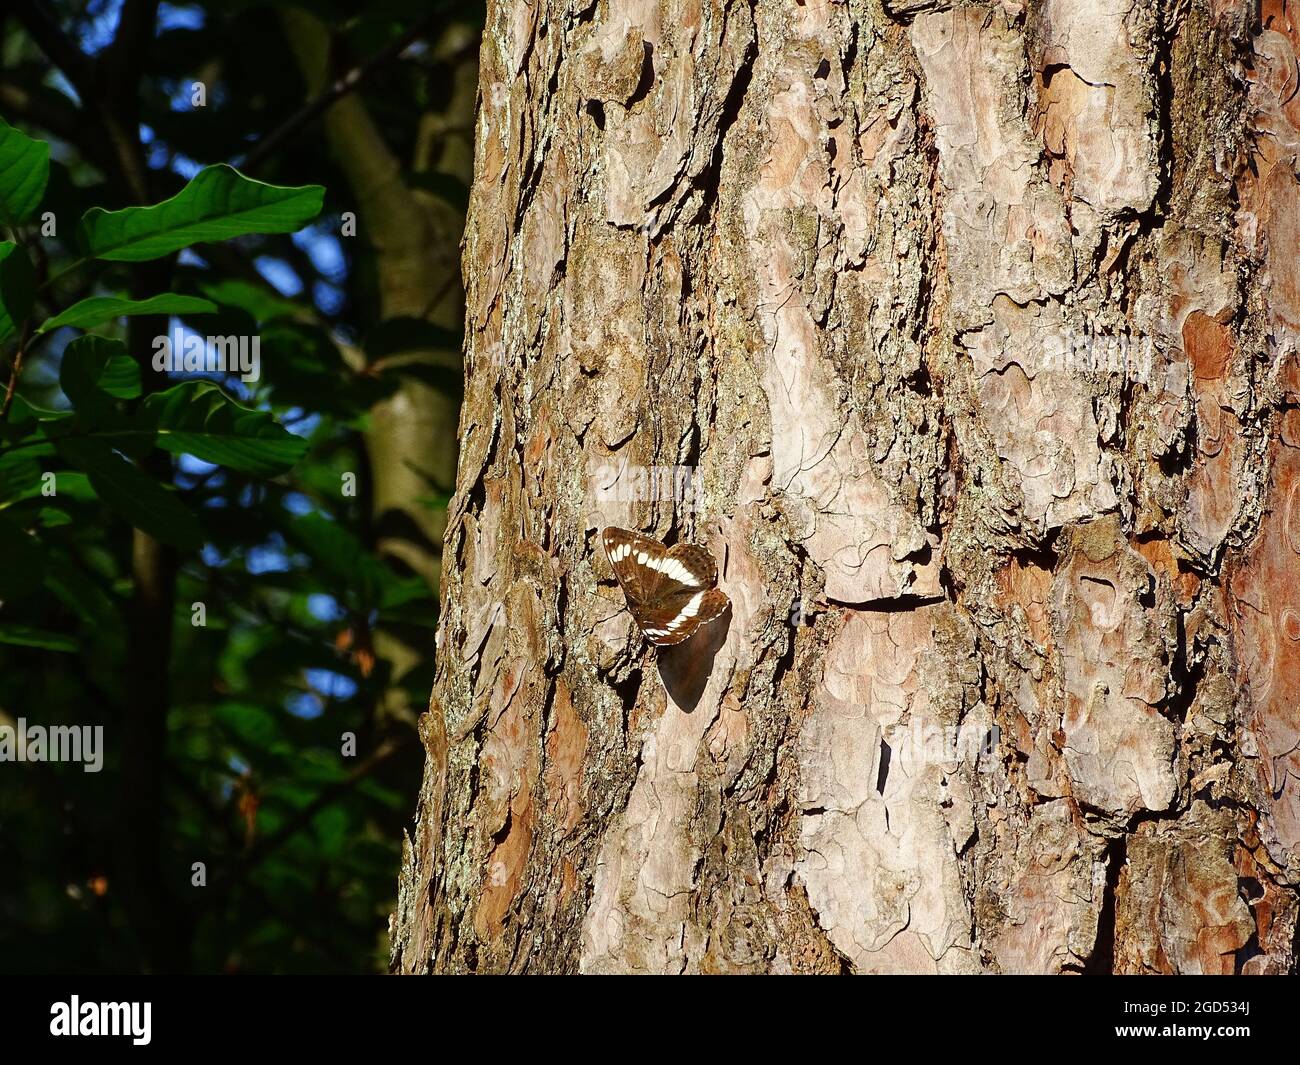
285 692 324 720
307 594 345 622
141 120 206 174
282 410 322 439
282 492 316 516
305 668 358 700
171 153 204 179
75 0 123 55
167 77 226 112
157 3 206 32
314 281 345 315
178 454 220 477
294 226 347 282
159 316 256 399
247 542 290 575
255 257 304 297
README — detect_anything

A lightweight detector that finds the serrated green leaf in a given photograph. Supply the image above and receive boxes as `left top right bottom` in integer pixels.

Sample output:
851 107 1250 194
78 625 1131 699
139 382 309 476
0 117 49 230
0 240 34 343
37 293 216 334
80 164 324 262
53 437 203 550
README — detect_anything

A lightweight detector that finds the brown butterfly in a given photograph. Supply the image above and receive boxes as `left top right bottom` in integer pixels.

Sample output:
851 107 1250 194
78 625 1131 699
602 527 730 645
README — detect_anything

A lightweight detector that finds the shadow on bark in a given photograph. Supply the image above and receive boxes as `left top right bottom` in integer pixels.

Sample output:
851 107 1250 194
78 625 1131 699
656 607 731 712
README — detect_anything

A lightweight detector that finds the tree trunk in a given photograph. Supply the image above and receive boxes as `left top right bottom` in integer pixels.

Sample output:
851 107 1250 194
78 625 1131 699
391 0 1300 974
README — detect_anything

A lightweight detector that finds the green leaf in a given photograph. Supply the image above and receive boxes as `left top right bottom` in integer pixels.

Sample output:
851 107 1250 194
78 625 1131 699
0 241 34 343
0 513 44 598
4 395 66 428
0 117 50 230
217 701 282 749
54 437 203 550
140 382 309 476
198 278 304 323
42 470 94 501
34 506 71 527
80 164 325 262
59 335 142 407
0 623 75 652
0 450 42 505
37 293 216 334
44 558 119 630
312 806 349 857
256 322 373 416
287 513 389 607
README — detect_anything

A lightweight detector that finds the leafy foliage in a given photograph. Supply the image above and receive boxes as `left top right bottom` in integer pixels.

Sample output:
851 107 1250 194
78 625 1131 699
0 0 480 974
79 165 325 262
37 293 217 334
0 117 49 230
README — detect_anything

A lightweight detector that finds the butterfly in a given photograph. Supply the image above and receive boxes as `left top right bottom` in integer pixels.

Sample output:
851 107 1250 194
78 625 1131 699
602 527 731 646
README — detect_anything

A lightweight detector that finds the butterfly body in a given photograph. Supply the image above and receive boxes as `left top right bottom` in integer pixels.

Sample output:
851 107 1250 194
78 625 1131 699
602 527 730 645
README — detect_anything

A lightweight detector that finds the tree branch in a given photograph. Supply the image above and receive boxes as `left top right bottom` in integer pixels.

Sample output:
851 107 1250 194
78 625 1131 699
101 0 160 93
1 319 34 421
239 14 439 173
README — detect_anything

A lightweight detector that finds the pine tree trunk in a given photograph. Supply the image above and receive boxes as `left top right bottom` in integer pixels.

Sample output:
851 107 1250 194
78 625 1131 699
391 0 1300 974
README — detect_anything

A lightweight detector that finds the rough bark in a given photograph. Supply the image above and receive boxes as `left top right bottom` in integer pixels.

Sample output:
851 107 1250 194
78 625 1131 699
392 0 1300 974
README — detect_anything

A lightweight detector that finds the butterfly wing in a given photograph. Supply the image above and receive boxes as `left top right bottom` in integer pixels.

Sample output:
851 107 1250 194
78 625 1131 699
602 528 730 645
646 587 730 645
602 526 667 612
659 543 717 589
